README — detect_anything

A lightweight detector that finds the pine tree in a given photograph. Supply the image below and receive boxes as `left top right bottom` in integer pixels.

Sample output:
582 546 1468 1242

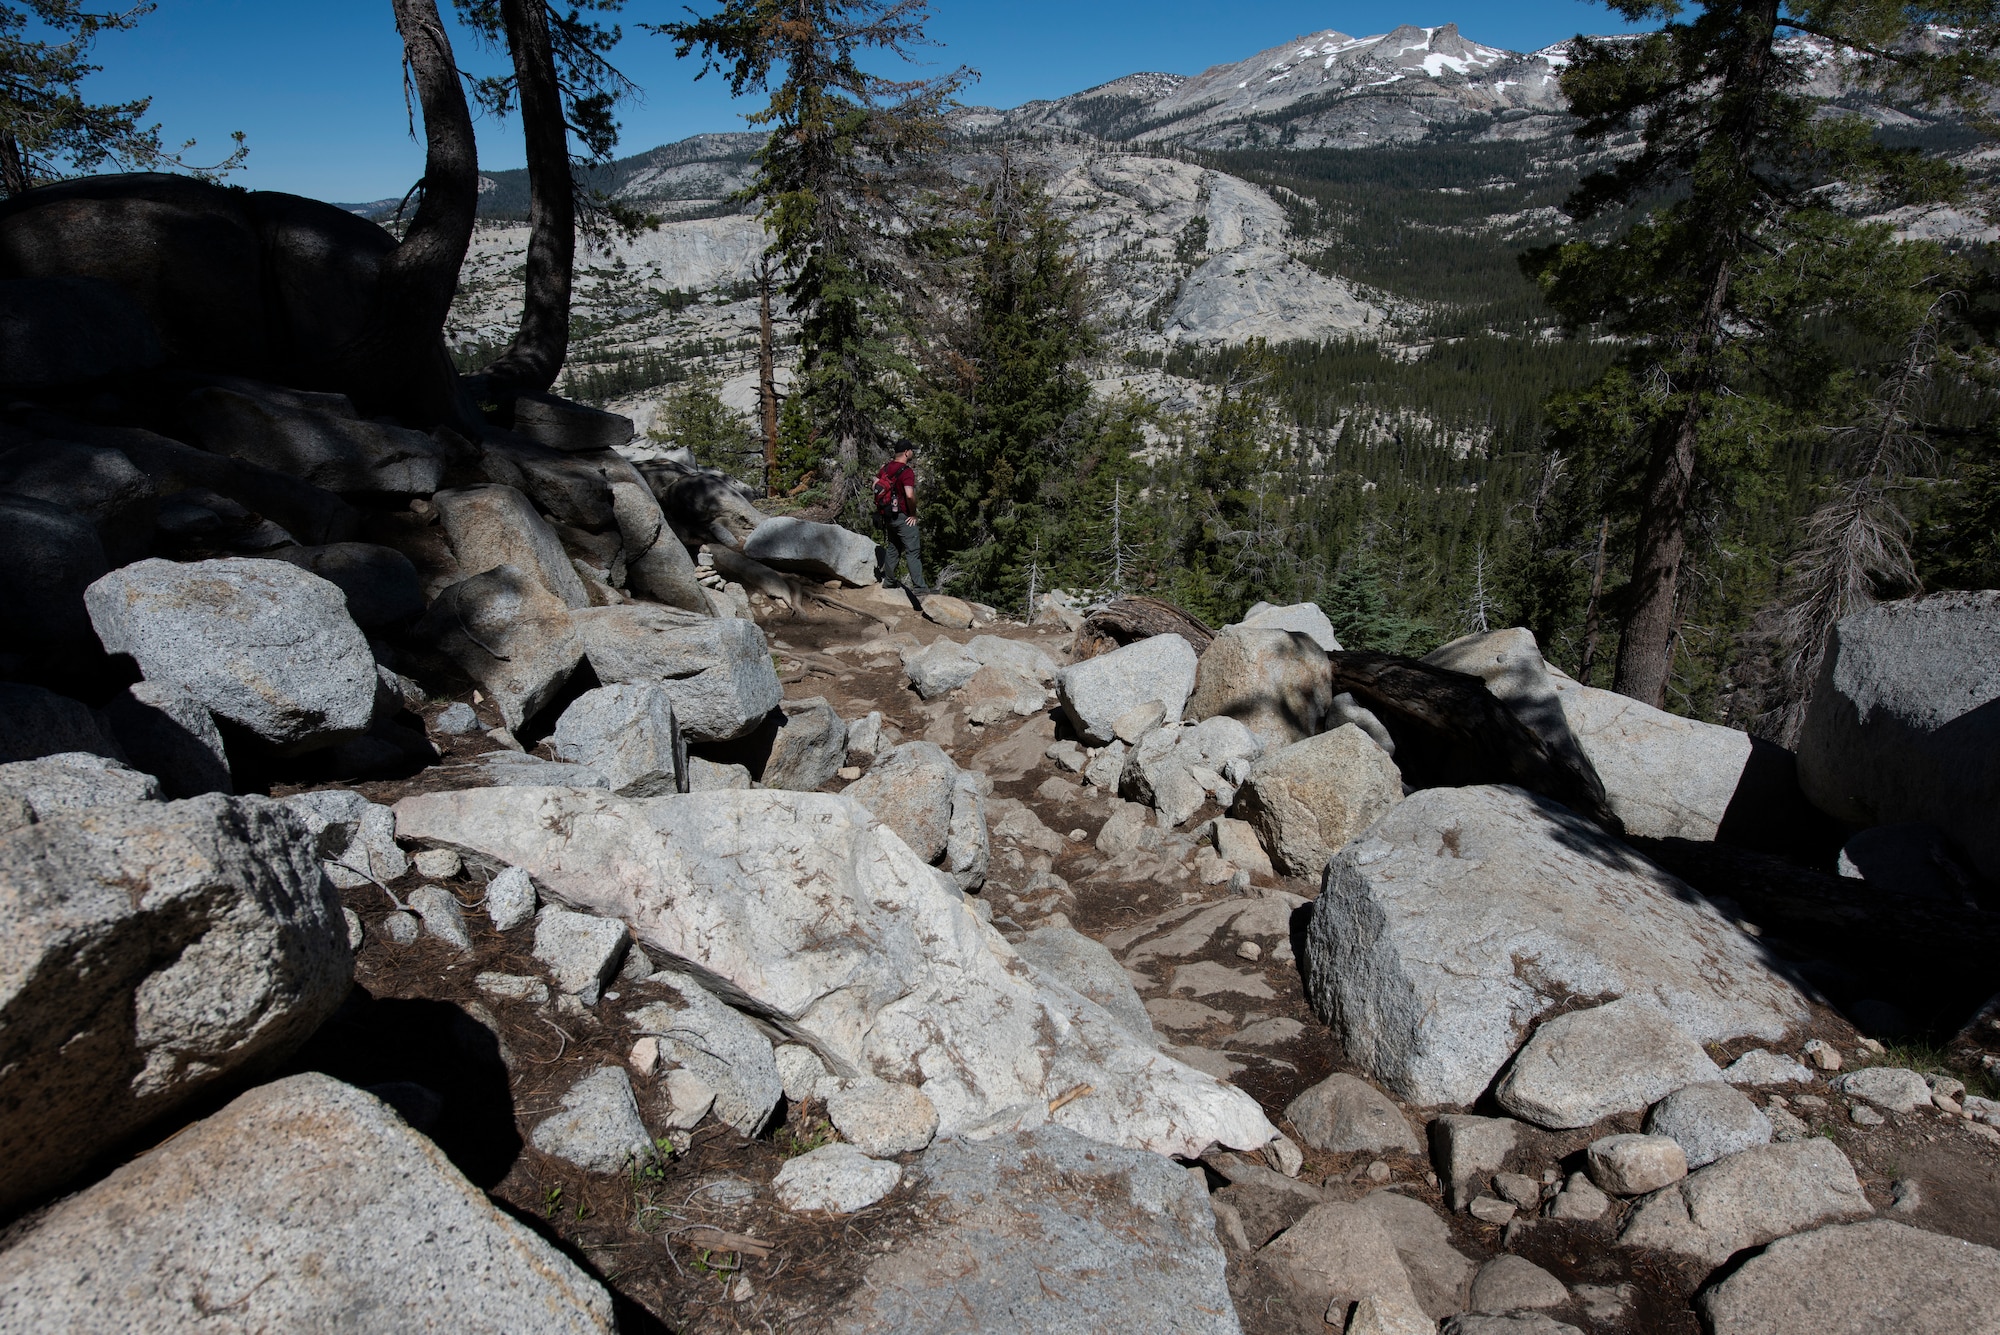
1526 0 1965 707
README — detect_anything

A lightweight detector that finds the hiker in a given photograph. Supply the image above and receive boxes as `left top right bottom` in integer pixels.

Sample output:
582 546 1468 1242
873 442 929 595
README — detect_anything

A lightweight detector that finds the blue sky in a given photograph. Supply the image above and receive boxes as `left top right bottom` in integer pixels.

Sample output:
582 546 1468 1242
80 2 1642 203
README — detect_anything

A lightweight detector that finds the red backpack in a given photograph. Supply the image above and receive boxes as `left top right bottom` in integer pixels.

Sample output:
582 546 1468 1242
873 460 908 517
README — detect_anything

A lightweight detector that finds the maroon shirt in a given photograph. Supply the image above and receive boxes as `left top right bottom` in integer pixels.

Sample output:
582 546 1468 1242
875 459 916 516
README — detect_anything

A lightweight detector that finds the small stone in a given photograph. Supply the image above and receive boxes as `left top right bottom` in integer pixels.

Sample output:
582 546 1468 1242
1935 1094 1963 1115
1851 1103 1886 1126
475 972 550 1005
1287 1074 1422 1156
1767 1106 1812 1141
1927 1072 1966 1101
1265 1134 1304 1179
1890 1178 1923 1212
532 907 627 1002
485 865 537 931
1470 1254 1568 1314
1856 1036 1885 1055
1046 740 1087 772
772 1142 902 1214
1495 997 1722 1130
837 765 861 781
1431 1114 1521 1210
406 885 472 950
1495 1172 1542 1210
1721 1049 1813 1086
1468 1195 1517 1225
433 701 481 734
1646 1082 1772 1168
663 1068 716 1130
1366 1160 1392 1183
1836 1067 1932 1114
629 1036 659 1077
1586 1133 1688 1195
1545 1171 1609 1221
342 906 362 950
1111 699 1168 744
1344 1291 1434 1335
1237 941 1262 961
775 1045 828 1102
379 911 420 945
530 1066 655 1173
620 945 655 982
412 847 462 879
1804 1038 1842 1071
1069 828 1087 841
822 1077 938 1156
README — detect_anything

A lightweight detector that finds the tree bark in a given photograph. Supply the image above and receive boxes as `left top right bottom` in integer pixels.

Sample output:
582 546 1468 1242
758 261 779 496
480 0 574 398
0 133 28 197
338 0 479 426
1578 513 1610 683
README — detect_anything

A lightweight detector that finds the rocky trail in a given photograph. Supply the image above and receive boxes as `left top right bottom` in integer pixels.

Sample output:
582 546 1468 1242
5 175 2000 1335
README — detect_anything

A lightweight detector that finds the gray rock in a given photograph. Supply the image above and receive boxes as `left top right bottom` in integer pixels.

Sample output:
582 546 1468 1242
1258 1198 1423 1325
0 435 156 567
1014 922 1157 1045
412 847 462 879
1212 815 1275 879
1443 1316 1584 1335
688 756 753 790
775 1142 901 1214
1696 1219 2000 1335
1551 677 1752 841
392 785 1276 1158
919 593 975 629
1233 723 1403 876
1836 1066 1933 1113
744 515 877 586
476 971 549 1004
1308 785 1809 1107
1286 1073 1422 1155
901 638 981 699
1798 591 2000 880
0 683 120 764
407 885 473 950
846 710 884 761
434 701 481 734
1471 1254 1568 1313
486 865 538 930
1619 1138 1872 1264
1055 633 1200 745
1122 715 1266 827
282 788 408 884
764 696 847 792
533 907 627 1003
86 557 376 753
1430 1114 1521 1211
1356 1189 1476 1319
959 662 1047 724
102 680 231 797
1837 822 1979 902
943 768 990 891
1546 1171 1610 1221
1495 997 1724 1130
265 541 425 631
465 751 610 790
776 1044 829 1101
1722 1049 1813 1086
184 384 447 496
831 1126 1235 1333
380 910 421 944
0 795 350 1214
1238 600 1341 652
572 604 780 741
0 752 158 826
1187 624 1333 749
843 740 960 864
416 564 583 731
1647 1082 1772 1168
531 1066 655 1173
434 483 591 609
0 275 161 389
341 905 363 948
630 971 782 1135
1585 1133 1688 1195
821 1076 939 1154
0 494 108 671
612 480 708 612
964 634 1058 681
1427 628 1593 796
552 684 683 796
512 392 633 453
0 1073 613 1333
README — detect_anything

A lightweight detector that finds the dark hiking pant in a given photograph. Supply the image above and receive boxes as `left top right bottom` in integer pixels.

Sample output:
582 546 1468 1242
878 513 926 592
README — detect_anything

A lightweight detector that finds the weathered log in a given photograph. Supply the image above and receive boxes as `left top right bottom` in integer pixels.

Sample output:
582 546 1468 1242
1072 597 1214 662
1327 649 1621 832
